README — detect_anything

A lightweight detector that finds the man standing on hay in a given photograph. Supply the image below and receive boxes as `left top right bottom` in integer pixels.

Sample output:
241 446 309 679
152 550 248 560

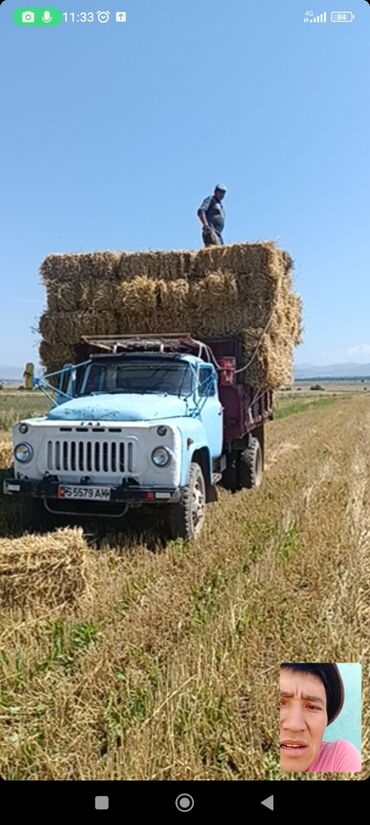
197 184 226 246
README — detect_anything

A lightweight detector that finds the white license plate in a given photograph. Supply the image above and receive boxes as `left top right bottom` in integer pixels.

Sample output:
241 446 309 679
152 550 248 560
58 485 111 501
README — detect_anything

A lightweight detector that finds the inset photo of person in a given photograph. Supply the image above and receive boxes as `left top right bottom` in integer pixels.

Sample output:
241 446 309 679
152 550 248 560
280 662 361 773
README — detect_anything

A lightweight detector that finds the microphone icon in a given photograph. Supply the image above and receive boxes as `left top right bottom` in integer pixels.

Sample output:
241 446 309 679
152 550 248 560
42 9 52 22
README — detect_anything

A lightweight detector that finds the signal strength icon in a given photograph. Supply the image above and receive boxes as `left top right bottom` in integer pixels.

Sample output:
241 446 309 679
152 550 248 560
304 11 327 23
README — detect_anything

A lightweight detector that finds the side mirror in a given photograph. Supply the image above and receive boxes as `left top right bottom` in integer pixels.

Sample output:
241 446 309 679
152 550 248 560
68 369 77 397
199 373 216 397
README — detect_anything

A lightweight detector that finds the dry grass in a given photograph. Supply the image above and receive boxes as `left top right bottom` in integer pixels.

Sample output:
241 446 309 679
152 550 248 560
0 395 369 779
38 243 302 389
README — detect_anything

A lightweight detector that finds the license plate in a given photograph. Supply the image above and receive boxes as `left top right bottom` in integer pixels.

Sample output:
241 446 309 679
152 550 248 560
58 485 111 501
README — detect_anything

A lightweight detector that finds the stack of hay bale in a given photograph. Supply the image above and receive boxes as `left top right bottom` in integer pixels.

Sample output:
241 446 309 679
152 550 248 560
39 243 303 389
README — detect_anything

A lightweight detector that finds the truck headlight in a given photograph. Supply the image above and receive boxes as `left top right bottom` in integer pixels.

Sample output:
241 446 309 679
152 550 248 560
18 423 29 434
14 442 34 463
151 446 171 467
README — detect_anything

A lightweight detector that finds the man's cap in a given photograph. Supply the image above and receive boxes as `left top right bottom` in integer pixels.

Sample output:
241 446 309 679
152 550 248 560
215 183 227 192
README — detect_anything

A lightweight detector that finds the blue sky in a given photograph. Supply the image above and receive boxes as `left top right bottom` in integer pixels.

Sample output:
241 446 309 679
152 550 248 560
0 0 369 369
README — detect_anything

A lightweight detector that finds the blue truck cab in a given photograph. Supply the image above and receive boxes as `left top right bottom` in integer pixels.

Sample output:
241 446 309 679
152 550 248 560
4 334 272 540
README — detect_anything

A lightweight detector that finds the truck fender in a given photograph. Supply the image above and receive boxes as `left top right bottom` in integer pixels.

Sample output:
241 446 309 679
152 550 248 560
188 446 215 504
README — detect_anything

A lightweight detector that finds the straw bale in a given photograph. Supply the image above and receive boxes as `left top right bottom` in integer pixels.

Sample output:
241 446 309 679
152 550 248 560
190 242 292 279
41 253 82 285
240 331 294 389
80 279 119 312
0 443 12 470
40 310 120 345
0 527 87 610
117 250 194 282
39 310 121 374
41 251 122 285
115 269 287 339
45 280 81 313
39 340 75 374
287 293 304 345
117 276 158 319
38 242 302 390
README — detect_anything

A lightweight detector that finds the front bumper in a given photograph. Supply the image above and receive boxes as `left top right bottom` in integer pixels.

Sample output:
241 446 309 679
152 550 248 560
3 477 181 505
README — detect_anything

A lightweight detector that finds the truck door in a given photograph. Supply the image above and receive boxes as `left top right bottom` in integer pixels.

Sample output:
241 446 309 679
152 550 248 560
198 365 223 456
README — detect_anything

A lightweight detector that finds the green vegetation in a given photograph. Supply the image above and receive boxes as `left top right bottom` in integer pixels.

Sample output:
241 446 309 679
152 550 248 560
274 395 339 420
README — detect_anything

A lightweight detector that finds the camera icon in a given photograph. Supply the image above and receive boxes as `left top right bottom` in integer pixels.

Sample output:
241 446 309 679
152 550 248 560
22 11 35 24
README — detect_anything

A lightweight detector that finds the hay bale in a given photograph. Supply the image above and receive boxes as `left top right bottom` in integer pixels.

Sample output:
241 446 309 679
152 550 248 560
240 332 294 389
0 527 87 610
190 241 292 279
41 251 121 283
39 242 303 390
46 280 81 313
39 310 122 372
80 279 119 313
117 250 194 282
0 443 12 470
39 340 75 375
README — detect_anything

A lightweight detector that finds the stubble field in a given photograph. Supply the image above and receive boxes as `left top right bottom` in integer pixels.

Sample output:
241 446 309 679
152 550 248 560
0 388 369 781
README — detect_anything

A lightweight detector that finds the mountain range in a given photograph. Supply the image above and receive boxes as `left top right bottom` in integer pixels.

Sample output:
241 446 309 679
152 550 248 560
0 364 23 381
294 363 370 379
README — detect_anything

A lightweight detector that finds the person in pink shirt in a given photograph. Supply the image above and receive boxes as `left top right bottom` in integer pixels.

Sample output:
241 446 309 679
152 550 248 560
280 663 361 773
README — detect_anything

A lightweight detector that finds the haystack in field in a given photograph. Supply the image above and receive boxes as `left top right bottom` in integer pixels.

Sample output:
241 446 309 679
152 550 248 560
0 528 87 610
39 243 303 389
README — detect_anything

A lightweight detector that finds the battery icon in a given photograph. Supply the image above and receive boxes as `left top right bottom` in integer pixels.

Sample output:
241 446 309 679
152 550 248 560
330 11 355 23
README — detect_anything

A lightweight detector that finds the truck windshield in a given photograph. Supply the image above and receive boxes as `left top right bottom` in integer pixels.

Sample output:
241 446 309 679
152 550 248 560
81 360 194 396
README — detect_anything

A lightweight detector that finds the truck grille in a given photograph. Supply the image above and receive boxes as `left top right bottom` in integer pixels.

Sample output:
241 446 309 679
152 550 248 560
46 439 135 475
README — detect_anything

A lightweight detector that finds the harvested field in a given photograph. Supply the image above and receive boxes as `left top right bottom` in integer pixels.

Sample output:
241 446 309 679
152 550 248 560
39 243 302 389
0 394 369 780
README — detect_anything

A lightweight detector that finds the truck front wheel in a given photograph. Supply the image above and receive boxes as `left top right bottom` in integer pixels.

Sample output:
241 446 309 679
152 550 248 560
238 436 263 489
167 462 206 541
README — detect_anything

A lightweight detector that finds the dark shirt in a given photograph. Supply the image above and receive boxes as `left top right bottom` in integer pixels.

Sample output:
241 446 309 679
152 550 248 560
198 195 225 234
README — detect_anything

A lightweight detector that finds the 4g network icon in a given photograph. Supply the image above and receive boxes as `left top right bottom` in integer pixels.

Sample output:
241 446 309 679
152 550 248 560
304 9 356 23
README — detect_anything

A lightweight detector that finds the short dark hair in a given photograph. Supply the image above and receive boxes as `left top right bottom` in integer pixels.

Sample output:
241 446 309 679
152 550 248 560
280 663 344 725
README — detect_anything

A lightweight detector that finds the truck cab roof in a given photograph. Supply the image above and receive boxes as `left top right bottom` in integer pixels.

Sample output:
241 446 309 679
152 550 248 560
88 352 208 369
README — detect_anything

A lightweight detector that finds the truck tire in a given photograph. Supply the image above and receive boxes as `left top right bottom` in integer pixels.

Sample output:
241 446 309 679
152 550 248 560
167 462 206 541
238 436 263 489
221 450 239 493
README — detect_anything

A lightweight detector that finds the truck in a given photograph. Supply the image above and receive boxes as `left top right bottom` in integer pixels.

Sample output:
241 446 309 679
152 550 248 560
3 333 273 541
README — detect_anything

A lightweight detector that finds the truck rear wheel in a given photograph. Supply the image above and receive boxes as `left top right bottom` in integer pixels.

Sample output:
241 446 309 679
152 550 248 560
167 462 206 541
238 436 263 489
